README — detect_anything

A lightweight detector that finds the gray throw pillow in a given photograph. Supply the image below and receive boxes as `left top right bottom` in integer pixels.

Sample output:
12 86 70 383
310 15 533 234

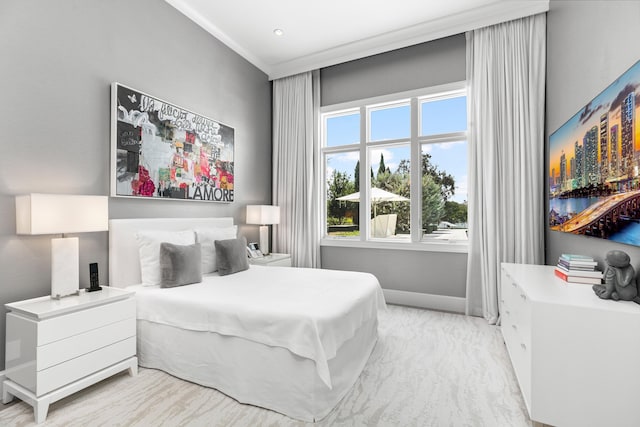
215 236 250 276
159 242 203 288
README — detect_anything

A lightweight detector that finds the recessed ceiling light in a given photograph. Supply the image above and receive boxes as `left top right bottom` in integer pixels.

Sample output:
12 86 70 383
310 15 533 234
273 29 284 36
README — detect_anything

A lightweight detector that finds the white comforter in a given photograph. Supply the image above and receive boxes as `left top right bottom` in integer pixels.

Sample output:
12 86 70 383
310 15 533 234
131 265 386 388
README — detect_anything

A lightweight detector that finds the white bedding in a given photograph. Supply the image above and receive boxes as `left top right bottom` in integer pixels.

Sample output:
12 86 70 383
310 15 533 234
130 264 385 389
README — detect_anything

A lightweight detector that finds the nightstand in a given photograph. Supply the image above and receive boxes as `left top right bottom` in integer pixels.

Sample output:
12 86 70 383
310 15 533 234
2 287 137 424
248 253 292 267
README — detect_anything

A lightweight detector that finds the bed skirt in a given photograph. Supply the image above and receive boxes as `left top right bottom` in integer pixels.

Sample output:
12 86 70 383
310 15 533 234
136 317 378 422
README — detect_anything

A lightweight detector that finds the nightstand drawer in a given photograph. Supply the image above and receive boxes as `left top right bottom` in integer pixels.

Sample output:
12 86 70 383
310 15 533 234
38 298 135 346
37 317 135 370
248 253 292 267
36 336 136 396
266 258 292 267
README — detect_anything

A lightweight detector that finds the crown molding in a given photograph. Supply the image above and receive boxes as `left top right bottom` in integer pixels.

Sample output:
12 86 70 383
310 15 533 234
166 0 549 81
268 0 549 80
165 0 270 72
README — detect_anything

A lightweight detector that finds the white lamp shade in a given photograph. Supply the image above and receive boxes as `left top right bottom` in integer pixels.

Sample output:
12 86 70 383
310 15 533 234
16 193 109 235
246 205 280 225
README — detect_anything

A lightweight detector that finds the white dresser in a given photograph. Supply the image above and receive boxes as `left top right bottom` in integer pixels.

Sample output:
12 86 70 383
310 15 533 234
501 263 640 427
3 287 137 423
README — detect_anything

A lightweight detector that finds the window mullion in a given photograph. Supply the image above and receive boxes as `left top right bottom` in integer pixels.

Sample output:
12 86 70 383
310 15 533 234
367 138 410 148
322 143 362 154
359 106 368 242
410 98 421 243
419 132 468 145
321 152 326 238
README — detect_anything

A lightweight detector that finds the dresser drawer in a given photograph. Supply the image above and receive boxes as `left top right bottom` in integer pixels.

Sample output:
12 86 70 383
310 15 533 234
511 285 532 349
36 336 136 396
37 317 135 370
510 331 532 408
38 298 135 346
501 272 520 311
501 267 533 411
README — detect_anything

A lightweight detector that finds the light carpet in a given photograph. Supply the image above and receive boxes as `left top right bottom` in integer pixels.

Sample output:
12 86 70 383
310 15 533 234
0 305 531 426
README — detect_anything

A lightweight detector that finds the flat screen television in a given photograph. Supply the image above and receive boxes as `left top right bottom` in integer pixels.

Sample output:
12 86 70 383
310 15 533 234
549 59 640 246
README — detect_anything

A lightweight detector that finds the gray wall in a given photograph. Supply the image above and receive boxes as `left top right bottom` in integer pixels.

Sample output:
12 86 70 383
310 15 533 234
545 1 640 270
320 35 468 299
321 35 466 106
0 0 271 369
322 247 467 297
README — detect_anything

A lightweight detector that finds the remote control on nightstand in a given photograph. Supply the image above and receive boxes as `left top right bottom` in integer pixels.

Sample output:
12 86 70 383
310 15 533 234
87 262 102 292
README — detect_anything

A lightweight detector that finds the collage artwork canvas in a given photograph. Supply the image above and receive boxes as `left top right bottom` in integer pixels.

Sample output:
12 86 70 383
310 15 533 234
549 59 640 246
111 83 234 202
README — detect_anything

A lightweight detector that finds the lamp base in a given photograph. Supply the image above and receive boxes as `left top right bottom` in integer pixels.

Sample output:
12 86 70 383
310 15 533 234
51 290 81 300
51 237 80 299
86 285 103 293
259 225 270 255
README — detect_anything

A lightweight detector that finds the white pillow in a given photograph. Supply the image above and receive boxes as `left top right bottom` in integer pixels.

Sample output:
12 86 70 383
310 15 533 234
136 230 196 285
195 226 238 273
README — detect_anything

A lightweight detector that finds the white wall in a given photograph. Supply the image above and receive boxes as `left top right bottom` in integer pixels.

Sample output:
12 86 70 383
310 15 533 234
545 0 640 270
0 0 272 369
320 35 468 301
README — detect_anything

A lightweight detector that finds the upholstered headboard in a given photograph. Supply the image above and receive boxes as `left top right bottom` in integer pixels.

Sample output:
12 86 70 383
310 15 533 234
109 217 234 288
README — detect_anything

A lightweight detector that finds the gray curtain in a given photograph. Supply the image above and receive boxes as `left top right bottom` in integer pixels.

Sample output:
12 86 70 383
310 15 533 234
465 14 546 322
272 71 321 268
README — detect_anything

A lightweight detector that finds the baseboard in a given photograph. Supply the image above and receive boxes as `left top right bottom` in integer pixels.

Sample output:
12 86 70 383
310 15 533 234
383 289 465 313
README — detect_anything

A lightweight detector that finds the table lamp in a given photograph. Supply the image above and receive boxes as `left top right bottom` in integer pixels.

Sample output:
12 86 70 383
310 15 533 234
15 194 109 299
246 205 280 255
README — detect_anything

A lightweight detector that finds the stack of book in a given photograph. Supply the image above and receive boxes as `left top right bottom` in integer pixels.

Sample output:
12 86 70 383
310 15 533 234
554 254 603 285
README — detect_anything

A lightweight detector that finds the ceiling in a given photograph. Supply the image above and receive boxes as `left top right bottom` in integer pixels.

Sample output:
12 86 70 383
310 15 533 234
165 0 549 80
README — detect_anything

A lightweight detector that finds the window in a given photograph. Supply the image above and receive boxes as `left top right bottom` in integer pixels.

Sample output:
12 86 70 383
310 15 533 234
369 145 411 237
370 103 410 141
325 149 360 237
321 83 467 248
419 92 468 242
326 111 360 147
420 141 467 240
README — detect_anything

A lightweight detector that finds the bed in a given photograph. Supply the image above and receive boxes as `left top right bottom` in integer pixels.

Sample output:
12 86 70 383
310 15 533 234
108 217 385 422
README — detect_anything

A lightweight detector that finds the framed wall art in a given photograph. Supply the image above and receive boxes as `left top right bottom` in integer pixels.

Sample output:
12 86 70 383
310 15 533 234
549 59 640 246
111 83 234 202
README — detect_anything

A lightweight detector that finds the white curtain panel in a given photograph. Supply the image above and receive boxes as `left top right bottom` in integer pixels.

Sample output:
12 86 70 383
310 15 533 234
465 14 546 322
272 71 321 268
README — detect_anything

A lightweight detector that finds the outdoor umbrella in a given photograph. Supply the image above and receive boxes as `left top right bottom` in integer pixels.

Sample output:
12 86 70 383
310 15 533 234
337 187 409 217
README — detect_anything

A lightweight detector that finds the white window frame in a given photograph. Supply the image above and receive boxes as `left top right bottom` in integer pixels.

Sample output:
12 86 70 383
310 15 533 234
320 81 468 253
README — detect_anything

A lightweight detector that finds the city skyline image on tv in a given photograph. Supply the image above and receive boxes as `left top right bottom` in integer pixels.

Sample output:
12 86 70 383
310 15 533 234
549 59 640 246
